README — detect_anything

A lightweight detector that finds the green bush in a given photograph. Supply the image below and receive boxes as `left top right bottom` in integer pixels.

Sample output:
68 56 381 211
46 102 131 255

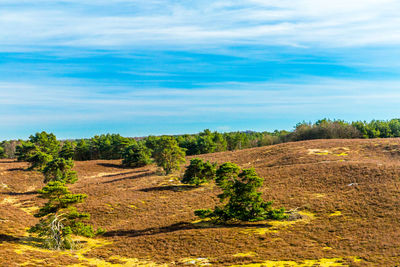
195 162 287 223
181 158 216 186
122 143 152 168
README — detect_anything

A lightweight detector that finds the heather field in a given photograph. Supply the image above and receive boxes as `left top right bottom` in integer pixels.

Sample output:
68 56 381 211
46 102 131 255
1 138 400 266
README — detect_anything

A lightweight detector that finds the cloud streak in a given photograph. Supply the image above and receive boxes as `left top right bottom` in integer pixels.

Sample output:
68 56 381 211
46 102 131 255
1 0 400 51
2 77 400 120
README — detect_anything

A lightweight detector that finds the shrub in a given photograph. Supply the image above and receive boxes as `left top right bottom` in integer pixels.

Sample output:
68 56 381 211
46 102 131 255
181 158 216 186
195 162 287 223
122 143 152 168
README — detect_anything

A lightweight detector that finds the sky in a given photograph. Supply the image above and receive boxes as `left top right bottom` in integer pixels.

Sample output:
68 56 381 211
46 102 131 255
1 0 400 139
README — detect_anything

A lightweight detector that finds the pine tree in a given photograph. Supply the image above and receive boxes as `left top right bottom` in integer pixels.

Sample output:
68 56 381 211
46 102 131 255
29 181 99 249
122 142 152 168
27 132 103 250
195 162 287 222
181 158 216 186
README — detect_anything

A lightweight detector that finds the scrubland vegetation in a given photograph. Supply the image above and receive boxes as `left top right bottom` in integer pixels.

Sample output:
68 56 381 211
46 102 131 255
1 119 400 265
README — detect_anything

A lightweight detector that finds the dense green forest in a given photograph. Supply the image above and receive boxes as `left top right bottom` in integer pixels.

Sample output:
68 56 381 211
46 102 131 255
2 118 400 160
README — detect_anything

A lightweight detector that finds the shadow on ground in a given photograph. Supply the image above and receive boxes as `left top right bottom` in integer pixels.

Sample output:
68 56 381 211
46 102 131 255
103 171 157 184
139 185 196 192
2 191 38 196
104 221 273 238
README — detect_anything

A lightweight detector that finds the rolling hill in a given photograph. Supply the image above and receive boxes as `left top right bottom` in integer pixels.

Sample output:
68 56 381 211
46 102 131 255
1 138 400 266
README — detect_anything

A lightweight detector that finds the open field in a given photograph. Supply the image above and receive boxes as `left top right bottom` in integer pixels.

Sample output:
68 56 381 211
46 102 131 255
1 138 400 266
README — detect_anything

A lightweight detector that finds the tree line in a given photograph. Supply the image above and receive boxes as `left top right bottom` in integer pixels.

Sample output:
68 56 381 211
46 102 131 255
2 118 400 160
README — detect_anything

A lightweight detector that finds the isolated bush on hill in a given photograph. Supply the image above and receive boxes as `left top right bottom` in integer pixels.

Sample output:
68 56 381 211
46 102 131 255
122 142 152 168
153 136 186 174
195 162 287 222
181 158 216 186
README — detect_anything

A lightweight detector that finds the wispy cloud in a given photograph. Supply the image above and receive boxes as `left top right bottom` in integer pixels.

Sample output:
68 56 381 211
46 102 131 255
1 0 400 51
2 77 400 124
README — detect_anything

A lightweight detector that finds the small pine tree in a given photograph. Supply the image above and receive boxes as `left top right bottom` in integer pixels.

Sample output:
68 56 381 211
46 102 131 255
195 162 287 223
29 181 101 249
181 158 216 186
153 136 186 174
43 158 77 184
122 142 152 168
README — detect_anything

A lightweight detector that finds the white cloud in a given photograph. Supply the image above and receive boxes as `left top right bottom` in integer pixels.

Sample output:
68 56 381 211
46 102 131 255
1 0 400 51
2 77 400 122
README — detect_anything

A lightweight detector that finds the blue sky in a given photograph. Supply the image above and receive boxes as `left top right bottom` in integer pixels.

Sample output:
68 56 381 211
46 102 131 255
1 0 400 139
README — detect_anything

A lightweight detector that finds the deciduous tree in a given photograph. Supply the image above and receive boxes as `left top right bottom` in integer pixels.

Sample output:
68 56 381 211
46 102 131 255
153 136 186 174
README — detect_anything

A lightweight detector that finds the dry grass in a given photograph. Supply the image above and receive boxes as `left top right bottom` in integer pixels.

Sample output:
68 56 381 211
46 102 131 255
1 138 400 266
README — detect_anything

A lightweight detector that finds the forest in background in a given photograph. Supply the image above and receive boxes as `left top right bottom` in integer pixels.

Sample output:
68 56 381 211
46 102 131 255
1 118 400 160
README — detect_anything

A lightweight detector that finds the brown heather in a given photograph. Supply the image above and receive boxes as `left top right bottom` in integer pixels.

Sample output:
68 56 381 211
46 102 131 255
1 138 400 266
